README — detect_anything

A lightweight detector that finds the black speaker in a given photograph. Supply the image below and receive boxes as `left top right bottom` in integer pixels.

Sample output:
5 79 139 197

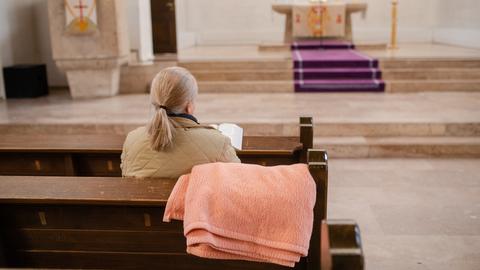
3 64 49 98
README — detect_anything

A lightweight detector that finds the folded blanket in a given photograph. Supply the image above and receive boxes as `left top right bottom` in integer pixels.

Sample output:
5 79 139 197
163 162 316 267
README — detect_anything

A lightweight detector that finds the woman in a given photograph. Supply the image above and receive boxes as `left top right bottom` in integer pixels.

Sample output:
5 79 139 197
121 67 240 178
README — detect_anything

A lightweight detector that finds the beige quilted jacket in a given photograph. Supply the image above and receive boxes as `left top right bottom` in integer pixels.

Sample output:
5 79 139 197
121 117 240 179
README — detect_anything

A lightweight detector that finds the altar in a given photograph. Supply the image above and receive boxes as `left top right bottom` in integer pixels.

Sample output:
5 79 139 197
272 2 367 43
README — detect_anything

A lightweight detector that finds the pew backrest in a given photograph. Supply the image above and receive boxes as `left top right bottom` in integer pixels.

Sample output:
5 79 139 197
0 117 313 177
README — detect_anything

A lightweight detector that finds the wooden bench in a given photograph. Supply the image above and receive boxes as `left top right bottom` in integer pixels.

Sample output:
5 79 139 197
0 117 313 177
0 149 335 270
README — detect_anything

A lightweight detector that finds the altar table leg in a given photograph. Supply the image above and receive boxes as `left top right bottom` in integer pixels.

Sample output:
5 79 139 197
345 11 353 42
285 13 293 44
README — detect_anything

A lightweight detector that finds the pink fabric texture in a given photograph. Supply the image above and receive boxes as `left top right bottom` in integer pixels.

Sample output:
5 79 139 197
163 162 316 267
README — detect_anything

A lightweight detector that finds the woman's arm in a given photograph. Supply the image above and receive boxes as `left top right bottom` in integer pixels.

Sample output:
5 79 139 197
217 137 241 163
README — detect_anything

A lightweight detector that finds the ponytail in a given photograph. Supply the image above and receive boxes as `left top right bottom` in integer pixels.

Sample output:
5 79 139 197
147 67 198 152
147 107 176 151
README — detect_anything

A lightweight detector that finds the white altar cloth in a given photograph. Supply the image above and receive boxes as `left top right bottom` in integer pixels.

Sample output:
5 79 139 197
292 3 346 38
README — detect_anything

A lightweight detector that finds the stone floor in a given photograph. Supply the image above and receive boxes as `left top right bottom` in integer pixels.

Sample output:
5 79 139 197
329 158 480 270
1 90 479 126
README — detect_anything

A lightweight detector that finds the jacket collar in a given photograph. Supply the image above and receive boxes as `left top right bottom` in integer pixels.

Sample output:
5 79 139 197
167 112 199 124
169 114 201 128
169 114 215 130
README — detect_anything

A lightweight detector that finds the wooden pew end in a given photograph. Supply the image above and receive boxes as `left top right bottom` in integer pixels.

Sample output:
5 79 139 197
299 116 313 162
322 220 364 270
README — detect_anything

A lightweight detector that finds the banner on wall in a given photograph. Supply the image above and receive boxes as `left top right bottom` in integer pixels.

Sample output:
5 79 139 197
64 0 98 34
292 3 346 38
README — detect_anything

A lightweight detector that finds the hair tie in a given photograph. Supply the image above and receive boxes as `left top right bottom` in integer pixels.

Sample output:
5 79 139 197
155 105 169 111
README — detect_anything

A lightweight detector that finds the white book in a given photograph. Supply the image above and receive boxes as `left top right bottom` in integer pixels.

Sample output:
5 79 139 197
211 123 243 150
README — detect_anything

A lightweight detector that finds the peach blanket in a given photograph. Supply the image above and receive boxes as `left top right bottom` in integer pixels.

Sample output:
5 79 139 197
163 162 316 267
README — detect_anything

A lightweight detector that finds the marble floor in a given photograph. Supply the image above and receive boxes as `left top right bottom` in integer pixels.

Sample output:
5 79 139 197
178 43 480 62
1 90 479 126
329 158 480 270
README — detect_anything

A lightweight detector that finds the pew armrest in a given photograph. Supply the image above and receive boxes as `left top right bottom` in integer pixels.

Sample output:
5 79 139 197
299 116 313 162
307 149 328 270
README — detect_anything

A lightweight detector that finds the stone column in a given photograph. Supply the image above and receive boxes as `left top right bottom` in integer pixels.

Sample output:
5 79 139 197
127 0 154 62
47 0 129 98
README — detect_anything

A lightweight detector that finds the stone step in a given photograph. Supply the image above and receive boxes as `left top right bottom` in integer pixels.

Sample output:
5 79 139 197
120 61 177 94
179 60 292 70
191 70 292 81
382 69 480 80
238 122 480 137
5 120 480 137
6 121 478 137
386 80 480 92
192 68 480 82
198 80 293 93
198 80 480 93
314 136 480 158
196 80 480 94
181 59 480 71
380 59 480 69
3 123 478 157
123 75 480 94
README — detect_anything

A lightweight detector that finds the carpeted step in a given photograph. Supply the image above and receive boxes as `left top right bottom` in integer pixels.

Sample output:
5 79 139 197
294 68 382 80
292 47 384 92
291 40 355 50
294 60 379 69
293 49 378 69
295 79 385 92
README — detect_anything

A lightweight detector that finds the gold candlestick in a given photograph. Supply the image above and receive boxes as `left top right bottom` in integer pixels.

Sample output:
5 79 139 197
389 0 399 50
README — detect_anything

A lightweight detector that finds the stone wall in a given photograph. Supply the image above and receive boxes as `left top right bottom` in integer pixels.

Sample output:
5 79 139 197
0 0 67 86
175 0 437 47
0 0 42 66
433 0 480 49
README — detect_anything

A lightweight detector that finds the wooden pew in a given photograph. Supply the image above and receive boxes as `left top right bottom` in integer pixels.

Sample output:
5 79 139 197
321 221 364 270
0 117 313 177
0 149 327 270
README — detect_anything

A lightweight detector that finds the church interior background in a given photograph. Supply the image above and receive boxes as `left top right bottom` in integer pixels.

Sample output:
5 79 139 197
0 0 479 269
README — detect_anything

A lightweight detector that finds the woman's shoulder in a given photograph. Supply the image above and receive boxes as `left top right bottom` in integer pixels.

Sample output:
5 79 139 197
124 126 148 146
126 126 147 138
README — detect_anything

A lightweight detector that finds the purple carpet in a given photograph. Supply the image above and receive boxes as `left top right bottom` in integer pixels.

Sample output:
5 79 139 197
292 40 385 92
